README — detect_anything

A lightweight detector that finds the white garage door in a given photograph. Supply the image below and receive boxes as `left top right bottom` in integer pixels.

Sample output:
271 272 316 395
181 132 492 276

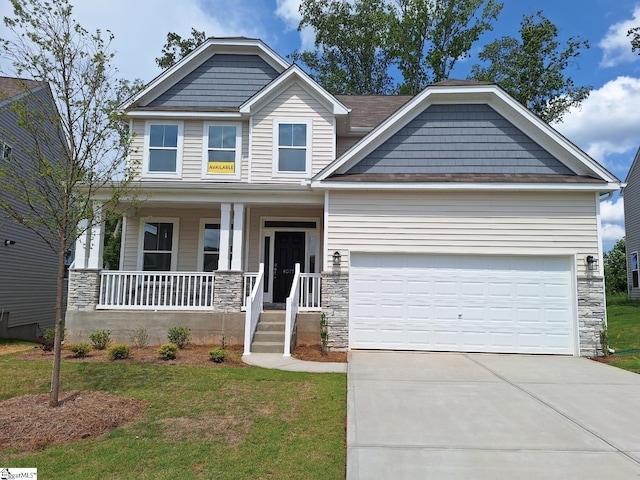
350 253 576 355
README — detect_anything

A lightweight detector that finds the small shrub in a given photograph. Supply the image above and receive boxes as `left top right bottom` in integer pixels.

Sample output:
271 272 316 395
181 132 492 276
130 326 150 347
89 330 112 350
68 343 91 358
157 343 178 360
600 327 611 357
320 313 329 356
167 326 191 349
40 327 66 352
108 344 131 360
209 347 227 363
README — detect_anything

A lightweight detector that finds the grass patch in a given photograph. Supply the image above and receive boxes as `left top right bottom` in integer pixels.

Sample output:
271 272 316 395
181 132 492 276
606 296 640 374
0 350 346 479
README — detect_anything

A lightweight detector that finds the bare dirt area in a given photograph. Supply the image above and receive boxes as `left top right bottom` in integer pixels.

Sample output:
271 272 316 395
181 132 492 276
0 391 147 452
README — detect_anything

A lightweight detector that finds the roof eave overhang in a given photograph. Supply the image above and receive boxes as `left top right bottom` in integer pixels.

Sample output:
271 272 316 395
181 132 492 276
125 110 242 120
310 180 621 193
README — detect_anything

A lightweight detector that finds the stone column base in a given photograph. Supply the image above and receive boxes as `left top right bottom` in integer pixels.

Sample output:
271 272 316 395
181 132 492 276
213 271 244 312
67 269 101 311
321 270 349 350
577 275 606 357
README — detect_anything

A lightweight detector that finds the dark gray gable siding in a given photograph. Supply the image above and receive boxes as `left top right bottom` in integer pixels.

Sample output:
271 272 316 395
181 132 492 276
624 151 640 299
148 54 279 108
347 104 575 175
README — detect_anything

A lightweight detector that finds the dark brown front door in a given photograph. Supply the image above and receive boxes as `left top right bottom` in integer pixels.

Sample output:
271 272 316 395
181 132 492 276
273 232 305 303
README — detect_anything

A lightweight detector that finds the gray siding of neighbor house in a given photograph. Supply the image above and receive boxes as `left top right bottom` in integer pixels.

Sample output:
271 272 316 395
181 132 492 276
347 104 576 175
624 151 640 300
0 84 60 334
148 54 279 108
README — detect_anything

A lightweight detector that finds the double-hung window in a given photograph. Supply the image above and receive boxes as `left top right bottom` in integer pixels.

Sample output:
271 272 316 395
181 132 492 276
200 222 221 271
141 220 177 271
202 123 241 179
273 119 311 177
1 141 12 159
144 122 183 178
632 252 639 288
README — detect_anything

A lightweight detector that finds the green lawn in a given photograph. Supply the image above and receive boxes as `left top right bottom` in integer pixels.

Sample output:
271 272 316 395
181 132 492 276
0 353 346 479
606 293 640 374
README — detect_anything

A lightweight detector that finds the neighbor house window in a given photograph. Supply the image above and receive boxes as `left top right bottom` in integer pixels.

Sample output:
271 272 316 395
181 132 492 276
202 123 241 179
142 221 176 271
273 119 311 176
144 122 183 177
632 252 639 288
1 142 12 159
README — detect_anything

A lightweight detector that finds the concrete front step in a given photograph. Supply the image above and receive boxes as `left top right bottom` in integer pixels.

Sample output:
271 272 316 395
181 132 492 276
259 311 286 322
253 330 285 342
256 321 285 333
251 341 284 354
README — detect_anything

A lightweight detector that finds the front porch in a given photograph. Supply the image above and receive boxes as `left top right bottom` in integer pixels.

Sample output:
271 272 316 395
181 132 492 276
66 199 331 355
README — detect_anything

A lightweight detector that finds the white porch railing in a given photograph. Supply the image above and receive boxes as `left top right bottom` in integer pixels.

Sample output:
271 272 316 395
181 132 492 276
98 271 215 310
284 264 302 357
299 273 322 311
243 264 264 355
242 272 259 310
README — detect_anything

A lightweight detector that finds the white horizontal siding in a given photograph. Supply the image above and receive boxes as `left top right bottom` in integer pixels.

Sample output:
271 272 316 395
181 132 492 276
130 120 145 179
251 83 335 183
327 191 598 275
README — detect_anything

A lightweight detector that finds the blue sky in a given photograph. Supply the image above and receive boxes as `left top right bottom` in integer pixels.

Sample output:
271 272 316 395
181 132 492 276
1 0 638 250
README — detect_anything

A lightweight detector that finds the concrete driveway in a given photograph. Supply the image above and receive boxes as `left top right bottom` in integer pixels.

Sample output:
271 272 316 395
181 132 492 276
347 352 640 479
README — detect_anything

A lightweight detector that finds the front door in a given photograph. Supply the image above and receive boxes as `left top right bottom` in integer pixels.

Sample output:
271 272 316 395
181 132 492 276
273 232 305 303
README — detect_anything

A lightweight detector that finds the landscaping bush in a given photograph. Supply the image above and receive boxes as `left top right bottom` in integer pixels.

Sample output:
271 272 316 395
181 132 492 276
209 347 227 363
40 327 66 352
68 343 92 358
108 344 131 360
167 326 191 349
130 326 150 347
157 343 178 360
90 330 112 350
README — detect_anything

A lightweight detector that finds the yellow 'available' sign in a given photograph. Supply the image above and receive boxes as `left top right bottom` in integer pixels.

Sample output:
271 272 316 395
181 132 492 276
208 162 235 174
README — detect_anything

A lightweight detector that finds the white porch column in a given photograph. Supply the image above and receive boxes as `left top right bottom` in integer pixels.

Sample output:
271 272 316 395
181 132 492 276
231 203 244 271
87 203 104 269
73 218 90 269
219 203 231 270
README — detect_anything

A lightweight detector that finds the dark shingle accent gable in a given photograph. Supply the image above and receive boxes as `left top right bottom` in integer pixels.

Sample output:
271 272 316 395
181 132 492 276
346 104 575 176
147 54 279 108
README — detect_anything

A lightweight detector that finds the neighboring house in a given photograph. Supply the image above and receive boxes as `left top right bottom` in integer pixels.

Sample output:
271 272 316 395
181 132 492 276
624 148 640 300
0 77 61 339
65 38 621 357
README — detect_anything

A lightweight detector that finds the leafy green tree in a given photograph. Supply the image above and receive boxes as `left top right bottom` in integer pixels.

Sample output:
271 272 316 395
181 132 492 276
629 26 640 54
470 11 590 123
604 237 627 294
390 0 503 94
294 0 394 94
103 212 122 270
155 28 207 70
0 0 138 406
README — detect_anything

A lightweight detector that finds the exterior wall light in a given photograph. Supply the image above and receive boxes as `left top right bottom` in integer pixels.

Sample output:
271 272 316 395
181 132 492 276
4 239 16 246
333 251 341 266
586 255 598 270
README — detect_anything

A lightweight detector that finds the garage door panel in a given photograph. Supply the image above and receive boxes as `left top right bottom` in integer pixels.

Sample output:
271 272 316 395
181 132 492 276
350 254 575 355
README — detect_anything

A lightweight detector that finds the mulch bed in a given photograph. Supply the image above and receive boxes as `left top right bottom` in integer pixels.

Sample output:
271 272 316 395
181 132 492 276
0 391 147 452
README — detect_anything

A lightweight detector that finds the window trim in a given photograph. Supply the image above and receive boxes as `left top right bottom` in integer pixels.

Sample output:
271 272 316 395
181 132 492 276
142 121 184 179
201 122 242 180
632 251 639 289
1 141 12 159
272 118 312 178
137 217 179 271
197 218 222 271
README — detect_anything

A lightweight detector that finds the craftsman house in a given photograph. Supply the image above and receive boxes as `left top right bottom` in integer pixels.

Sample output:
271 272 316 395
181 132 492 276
66 38 620 356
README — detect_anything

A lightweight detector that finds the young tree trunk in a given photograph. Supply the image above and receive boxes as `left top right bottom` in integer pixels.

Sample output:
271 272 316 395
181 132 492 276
49 245 66 407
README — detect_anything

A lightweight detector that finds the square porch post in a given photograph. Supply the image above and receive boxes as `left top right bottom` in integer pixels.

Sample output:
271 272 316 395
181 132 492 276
219 203 231 270
86 203 104 269
231 203 244 271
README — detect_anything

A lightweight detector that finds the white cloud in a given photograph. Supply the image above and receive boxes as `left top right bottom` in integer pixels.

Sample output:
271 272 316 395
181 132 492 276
0 0 272 83
599 6 640 68
275 0 315 51
601 197 625 223
554 76 640 165
601 223 626 243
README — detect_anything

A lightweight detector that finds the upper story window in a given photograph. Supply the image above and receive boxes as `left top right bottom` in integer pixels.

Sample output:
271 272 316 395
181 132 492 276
143 121 183 178
202 123 242 180
273 119 312 177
